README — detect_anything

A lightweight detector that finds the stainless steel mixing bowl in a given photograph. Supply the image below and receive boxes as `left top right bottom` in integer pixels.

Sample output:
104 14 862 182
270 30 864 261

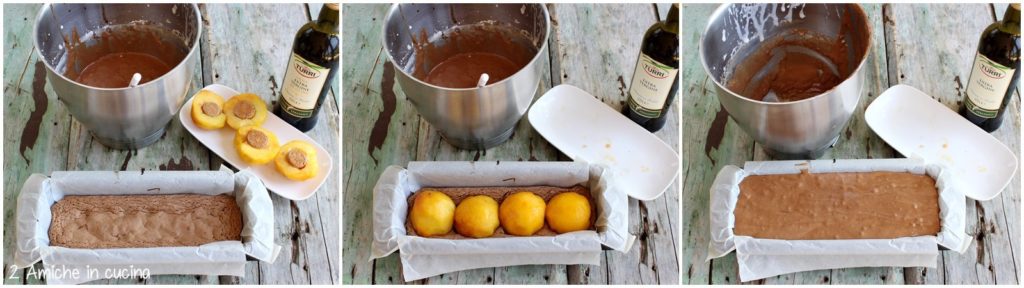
382 3 550 150
700 4 871 159
35 3 201 149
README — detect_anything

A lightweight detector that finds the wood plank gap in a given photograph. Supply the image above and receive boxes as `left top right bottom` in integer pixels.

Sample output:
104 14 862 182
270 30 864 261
297 200 315 285
881 4 897 88
943 255 948 283
312 192 338 284
983 206 1006 284
998 186 1020 284
197 4 219 172
605 253 612 284
197 3 212 171
545 3 563 88
363 47 383 96
198 4 213 86
994 145 1020 283
661 196 680 283
14 46 34 91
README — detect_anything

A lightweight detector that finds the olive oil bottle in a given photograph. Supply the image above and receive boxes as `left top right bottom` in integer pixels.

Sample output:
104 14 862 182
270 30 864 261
623 4 680 132
274 4 340 132
960 4 1020 132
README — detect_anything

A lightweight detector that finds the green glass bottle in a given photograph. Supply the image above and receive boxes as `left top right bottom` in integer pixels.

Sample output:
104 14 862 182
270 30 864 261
960 4 1020 132
274 4 340 132
623 4 680 132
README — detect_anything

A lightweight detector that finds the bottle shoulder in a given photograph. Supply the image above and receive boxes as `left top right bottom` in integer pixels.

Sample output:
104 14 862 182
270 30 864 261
978 24 1021 64
639 27 679 65
292 26 341 60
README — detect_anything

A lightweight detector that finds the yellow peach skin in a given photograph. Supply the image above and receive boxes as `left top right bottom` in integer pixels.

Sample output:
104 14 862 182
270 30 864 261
410 191 455 237
546 192 592 233
499 191 546 236
454 195 500 238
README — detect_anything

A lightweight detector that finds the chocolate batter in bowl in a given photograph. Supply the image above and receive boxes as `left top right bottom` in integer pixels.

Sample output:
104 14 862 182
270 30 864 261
383 4 549 149
59 23 189 89
35 4 200 149
725 30 853 103
700 4 871 159
407 21 539 88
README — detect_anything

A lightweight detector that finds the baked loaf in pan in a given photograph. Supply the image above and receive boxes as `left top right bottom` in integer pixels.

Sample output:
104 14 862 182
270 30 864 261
49 194 243 248
734 171 941 240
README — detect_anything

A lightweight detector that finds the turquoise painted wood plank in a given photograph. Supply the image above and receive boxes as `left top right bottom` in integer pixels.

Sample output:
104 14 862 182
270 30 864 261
201 3 339 284
883 3 1019 285
2 3 72 285
679 3 756 285
194 4 246 284
340 3 421 285
985 3 1021 284
548 4 679 284
298 3 343 285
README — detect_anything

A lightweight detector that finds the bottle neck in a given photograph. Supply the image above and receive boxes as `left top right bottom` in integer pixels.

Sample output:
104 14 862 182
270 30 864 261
316 4 339 34
664 4 679 34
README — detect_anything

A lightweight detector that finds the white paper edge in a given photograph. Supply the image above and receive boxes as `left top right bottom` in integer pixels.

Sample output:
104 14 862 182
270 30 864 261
706 158 968 281
13 169 280 284
370 165 407 259
370 161 633 281
13 173 49 268
233 169 282 263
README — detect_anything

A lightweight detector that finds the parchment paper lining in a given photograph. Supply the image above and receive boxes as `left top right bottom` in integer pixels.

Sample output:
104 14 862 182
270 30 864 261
13 169 280 284
706 158 968 282
371 161 634 281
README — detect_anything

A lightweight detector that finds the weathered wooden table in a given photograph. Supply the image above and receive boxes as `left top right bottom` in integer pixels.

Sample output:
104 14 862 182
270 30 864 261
2 3 339 284
682 3 1020 284
342 3 679 284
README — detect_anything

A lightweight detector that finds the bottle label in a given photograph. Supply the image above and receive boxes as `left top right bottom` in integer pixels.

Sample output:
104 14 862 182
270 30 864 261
281 52 330 118
627 53 678 118
965 53 1014 119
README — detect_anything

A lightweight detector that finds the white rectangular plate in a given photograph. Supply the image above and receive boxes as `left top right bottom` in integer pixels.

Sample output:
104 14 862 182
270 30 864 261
864 84 1017 201
179 84 333 200
528 84 680 200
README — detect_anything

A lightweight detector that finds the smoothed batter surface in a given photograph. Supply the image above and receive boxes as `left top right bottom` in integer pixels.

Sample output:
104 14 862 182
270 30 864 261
425 52 520 88
49 194 243 248
75 52 172 88
734 171 940 240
